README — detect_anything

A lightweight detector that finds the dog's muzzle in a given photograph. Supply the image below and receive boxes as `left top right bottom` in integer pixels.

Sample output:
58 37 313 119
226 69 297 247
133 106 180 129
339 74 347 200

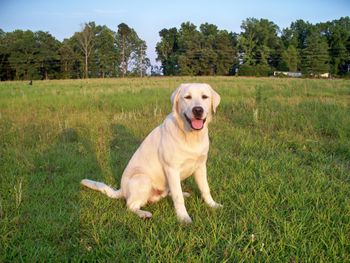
184 107 206 130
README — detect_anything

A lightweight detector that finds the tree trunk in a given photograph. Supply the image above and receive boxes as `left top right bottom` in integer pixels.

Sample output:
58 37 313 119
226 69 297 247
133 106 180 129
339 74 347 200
122 35 126 77
140 45 143 77
85 53 88 78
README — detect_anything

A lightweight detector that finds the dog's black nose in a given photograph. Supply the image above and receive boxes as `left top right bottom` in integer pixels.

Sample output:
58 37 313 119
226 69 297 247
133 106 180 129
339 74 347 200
192 106 204 117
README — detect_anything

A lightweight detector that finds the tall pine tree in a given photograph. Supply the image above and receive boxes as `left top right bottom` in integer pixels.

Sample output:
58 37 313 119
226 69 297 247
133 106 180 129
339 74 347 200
302 30 330 75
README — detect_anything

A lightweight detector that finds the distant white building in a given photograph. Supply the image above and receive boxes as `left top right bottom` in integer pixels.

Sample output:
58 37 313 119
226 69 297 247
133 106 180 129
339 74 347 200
319 73 330 78
273 71 302 78
309 72 330 78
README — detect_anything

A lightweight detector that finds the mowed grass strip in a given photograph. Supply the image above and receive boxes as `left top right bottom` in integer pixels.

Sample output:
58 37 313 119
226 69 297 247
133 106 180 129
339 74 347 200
0 77 349 261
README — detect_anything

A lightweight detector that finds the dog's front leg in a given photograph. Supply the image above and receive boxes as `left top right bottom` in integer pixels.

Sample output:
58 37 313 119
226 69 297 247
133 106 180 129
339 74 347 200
194 164 223 208
166 167 192 223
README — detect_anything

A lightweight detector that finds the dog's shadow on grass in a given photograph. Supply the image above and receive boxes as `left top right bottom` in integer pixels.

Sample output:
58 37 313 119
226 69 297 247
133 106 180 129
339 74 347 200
109 124 141 183
23 128 103 255
26 125 143 257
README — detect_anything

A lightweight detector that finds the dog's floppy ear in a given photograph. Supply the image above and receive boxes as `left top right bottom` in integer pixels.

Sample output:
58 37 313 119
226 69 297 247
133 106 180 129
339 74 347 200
209 85 221 113
170 85 183 113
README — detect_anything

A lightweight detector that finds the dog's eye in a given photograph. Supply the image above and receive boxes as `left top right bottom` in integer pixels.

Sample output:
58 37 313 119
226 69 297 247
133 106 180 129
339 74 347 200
202 95 209 99
184 95 192 100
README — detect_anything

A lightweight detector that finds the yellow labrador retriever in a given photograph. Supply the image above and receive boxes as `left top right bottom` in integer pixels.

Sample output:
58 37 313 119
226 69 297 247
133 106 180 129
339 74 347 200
81 83 222 223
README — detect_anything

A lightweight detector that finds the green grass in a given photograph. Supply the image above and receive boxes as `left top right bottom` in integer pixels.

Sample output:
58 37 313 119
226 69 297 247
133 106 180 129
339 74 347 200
1 77 349 261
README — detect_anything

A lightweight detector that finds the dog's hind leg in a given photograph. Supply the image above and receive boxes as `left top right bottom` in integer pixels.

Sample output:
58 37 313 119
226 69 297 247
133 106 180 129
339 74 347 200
125 174 153 219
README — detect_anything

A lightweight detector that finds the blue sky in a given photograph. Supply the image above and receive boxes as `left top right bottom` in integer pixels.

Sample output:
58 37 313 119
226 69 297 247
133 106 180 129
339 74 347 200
1 0 349 65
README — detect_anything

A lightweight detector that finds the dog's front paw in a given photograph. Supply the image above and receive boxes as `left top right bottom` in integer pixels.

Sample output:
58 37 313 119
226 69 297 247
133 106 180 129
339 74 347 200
178 214 192 224
208 202 223 209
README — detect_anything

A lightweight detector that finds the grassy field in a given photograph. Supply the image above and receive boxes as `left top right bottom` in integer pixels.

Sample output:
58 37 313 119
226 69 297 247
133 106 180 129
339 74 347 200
0 77 349 261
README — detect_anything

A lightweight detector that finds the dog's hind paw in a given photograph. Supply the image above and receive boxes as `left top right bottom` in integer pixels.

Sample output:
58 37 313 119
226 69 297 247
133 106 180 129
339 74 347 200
182 192 190 198
135 210 153 219
178 214 192 224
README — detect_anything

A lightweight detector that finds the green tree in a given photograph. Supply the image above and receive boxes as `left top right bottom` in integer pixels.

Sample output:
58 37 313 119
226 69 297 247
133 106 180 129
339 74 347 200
74 22 96 78
59 38 81 79
198 23 219 75
35 31 60 79
116 23 134 77
132 39 150 77
302 30 330 75
59 39 77 79
0 30 60 80
281 20 313 71
0 29 14 80
200 23 237 75
216 31 238 75
4 30 38 80
199 23 237 75
238 19 257 65
285 20 313 50
177 22 202 75
319 17 350 75
116 23 149 77
281 45 299 71
63 33 85 78
238 18 280 75
94 26 118 77
156 22 237 76
156 27 179 75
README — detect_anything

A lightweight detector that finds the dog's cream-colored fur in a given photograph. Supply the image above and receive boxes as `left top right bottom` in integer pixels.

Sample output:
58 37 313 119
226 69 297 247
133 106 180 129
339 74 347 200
81 83 222 223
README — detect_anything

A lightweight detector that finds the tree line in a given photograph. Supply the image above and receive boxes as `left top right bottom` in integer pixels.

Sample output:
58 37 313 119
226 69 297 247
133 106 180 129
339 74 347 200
0 22 149 80
156 17 350 77
1 17 350 80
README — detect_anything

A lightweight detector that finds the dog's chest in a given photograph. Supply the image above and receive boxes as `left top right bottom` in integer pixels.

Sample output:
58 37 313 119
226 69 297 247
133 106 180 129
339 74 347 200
179 152 207 180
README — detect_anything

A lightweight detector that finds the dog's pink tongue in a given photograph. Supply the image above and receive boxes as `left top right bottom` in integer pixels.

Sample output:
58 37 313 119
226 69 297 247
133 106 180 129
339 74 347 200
191 119 204 130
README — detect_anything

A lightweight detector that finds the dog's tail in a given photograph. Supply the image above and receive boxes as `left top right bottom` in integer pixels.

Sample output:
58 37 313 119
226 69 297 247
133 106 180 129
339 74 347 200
80 179 123 199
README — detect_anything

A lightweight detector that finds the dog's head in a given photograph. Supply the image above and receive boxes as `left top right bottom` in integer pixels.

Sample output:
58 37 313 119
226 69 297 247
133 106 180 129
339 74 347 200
171 83 220 131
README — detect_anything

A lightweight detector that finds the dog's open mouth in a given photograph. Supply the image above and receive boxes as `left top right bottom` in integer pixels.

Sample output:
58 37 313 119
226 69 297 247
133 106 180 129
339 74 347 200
184 114 206 130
